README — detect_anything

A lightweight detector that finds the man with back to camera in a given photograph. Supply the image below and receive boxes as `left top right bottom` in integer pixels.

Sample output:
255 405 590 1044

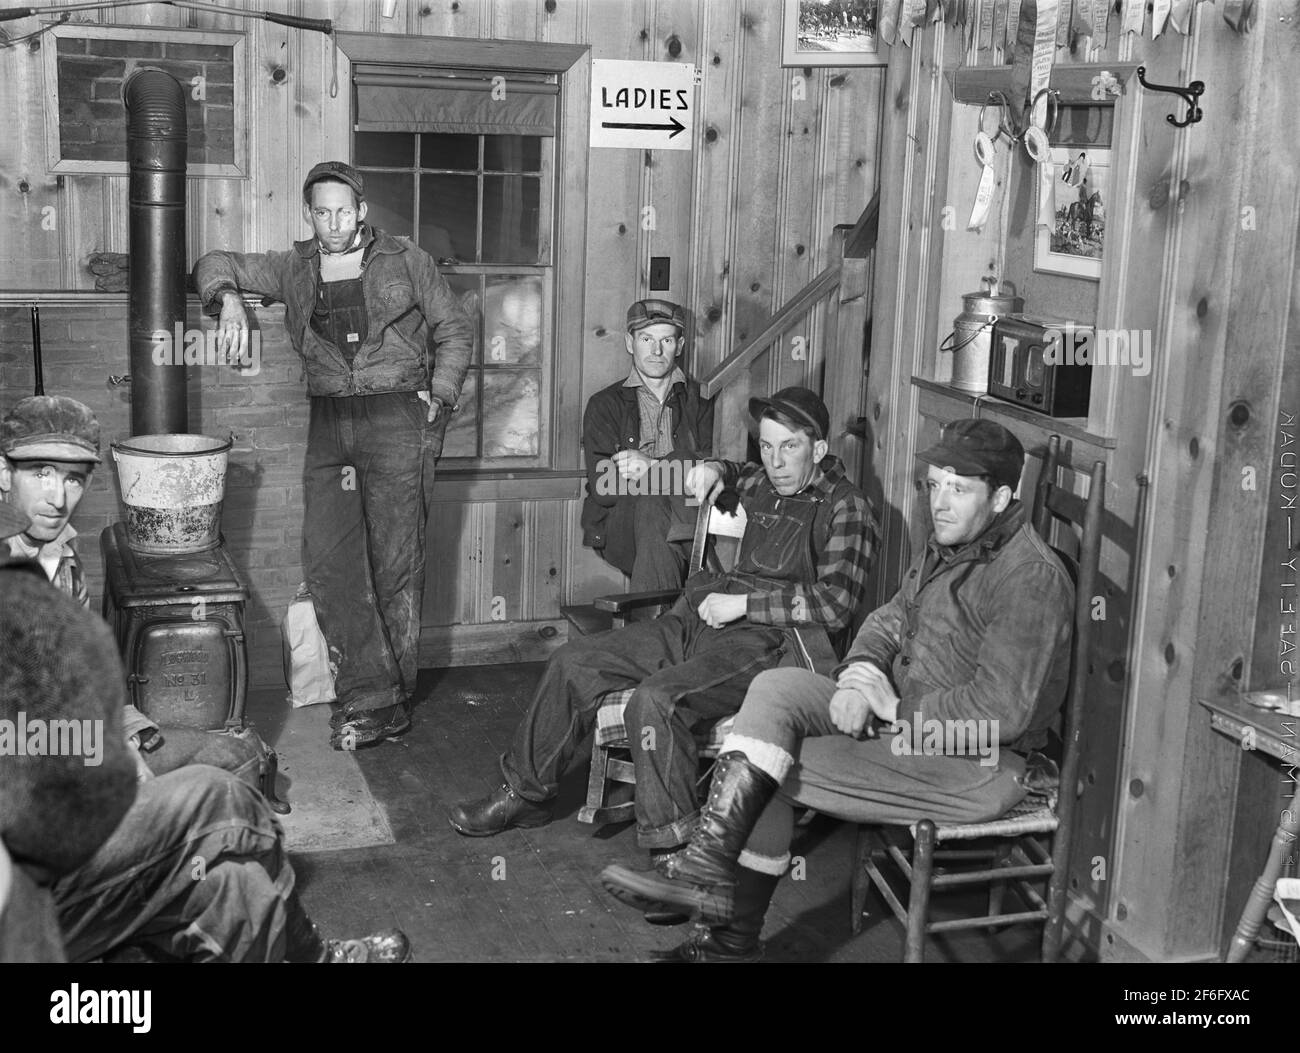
581 298 714 592
194 160 474 750
0 565 411 963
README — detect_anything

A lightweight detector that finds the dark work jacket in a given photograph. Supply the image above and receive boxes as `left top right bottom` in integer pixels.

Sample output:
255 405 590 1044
837 501 1074 754
193 227 473 407
580 375 714 550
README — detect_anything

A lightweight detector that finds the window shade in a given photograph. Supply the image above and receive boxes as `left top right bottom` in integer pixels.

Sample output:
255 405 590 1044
354 69 557 136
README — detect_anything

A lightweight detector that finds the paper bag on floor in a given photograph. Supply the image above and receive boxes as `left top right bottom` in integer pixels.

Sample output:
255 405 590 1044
283 585 336 707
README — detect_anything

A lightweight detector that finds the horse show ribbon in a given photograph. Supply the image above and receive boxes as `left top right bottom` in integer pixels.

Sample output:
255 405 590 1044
1122 0 1146 36
1030 0 1059 130
969 131 999 232
1151 0 1172 37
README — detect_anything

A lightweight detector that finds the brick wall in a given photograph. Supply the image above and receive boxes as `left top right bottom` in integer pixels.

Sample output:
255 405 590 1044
1 299 305 691
55 35 235 165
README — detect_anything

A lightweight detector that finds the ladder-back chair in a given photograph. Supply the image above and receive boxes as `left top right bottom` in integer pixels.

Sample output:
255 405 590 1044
573 495 745 825
850 434 1105 962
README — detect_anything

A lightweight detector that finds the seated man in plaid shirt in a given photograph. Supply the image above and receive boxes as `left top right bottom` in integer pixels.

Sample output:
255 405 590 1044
449 386 876 868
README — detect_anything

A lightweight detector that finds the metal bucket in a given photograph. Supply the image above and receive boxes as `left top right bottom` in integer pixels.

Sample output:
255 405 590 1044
112 433 231 554
939 280 1023 393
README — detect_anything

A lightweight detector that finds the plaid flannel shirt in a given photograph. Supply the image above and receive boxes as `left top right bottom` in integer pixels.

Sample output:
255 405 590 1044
715 454 875 634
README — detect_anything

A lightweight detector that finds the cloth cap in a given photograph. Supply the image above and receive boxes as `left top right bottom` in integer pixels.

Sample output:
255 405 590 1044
626 299 686 334
917 418 1025 490
304 160 364 201
0 396 101 464
748 386 830 442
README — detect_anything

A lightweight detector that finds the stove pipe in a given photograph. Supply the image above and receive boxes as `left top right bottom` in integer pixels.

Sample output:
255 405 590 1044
123 68 188 437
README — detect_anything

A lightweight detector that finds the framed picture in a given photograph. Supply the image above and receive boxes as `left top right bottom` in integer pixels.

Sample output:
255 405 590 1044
1035 147 1110 280
782 0 887 67
43 23 247 177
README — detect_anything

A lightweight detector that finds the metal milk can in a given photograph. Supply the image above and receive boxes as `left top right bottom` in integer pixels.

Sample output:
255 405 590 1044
939 277 1023 393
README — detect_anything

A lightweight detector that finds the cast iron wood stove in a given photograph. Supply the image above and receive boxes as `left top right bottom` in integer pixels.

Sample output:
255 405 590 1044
100 522 288 812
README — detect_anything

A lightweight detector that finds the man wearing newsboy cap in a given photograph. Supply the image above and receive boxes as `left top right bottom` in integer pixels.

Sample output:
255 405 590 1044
194 161 474 750
579 298 714 592
601 418 1075 961
0 395 103 606
450 386 876 882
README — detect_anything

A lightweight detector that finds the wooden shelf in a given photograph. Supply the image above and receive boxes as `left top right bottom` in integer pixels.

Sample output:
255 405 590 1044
948 62 1141 107
912 377 1116 453
432 469 584 503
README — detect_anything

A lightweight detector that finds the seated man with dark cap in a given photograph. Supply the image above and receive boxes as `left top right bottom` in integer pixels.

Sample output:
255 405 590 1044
600 419 1075 961
449 387 876 868
580 298 714 592
0 395 268 789
0 567 410 963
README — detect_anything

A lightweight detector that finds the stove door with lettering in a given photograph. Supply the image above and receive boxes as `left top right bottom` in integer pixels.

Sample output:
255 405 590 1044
133 620 235 730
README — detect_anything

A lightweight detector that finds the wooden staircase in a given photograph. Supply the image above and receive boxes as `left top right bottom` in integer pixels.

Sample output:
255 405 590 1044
702 189 879 486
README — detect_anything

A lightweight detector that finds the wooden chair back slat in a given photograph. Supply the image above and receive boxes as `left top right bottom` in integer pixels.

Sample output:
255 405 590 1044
1029 433 1106 963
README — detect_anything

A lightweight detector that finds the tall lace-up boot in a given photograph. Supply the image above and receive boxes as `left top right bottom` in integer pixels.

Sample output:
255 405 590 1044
668 867 780 962
600 751 777 925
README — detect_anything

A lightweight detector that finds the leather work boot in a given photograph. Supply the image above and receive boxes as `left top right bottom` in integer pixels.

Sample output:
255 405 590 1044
600 752 778 925
643 847 690 926
325 930 412 963
329 703 411 750
667 868 780 962
447 783 553 837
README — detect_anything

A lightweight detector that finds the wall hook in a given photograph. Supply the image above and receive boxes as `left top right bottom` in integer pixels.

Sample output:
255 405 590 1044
1136 66 1205 127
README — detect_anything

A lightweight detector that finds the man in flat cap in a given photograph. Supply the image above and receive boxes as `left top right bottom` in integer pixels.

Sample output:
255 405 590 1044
0 394 101 605
449 387 876 871
194 160 474 749
600 419 1075 961
580 298 714 591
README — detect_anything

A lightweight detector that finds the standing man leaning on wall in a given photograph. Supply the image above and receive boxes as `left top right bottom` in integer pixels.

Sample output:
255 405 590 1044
582 299 714 592
195 161 474 751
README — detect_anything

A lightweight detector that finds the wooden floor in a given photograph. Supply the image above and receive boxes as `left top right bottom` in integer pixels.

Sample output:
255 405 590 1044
249 663 1042 964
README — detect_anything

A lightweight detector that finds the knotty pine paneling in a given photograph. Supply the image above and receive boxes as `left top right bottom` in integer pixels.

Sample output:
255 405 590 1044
1 0 883 657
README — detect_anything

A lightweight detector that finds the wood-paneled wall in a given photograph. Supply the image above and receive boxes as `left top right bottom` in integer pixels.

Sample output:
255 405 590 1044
0 0 883 666
867 4 1299 961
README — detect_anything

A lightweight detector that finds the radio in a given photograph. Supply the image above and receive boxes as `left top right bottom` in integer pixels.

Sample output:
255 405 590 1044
988 317 1092 417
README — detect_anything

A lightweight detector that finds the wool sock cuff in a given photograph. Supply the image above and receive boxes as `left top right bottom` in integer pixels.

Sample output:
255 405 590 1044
720 733 793 784
737 849 790 876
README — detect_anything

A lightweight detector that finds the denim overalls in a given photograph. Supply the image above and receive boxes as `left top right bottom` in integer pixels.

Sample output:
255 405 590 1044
504 474 835 849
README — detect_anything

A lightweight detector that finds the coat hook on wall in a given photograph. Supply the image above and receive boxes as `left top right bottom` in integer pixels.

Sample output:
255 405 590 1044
1136 66 1205 127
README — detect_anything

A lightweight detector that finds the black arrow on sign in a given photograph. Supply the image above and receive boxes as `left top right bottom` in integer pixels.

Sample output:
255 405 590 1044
601 115 686 139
